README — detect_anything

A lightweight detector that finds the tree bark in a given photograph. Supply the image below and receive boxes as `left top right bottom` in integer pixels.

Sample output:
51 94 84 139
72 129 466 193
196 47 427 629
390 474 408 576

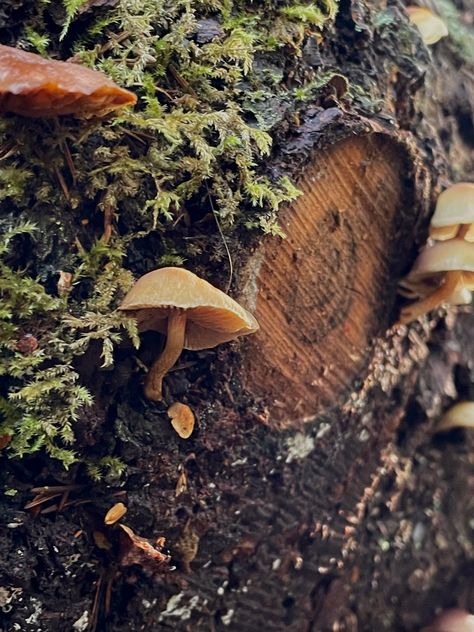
239 132 421 424
0 1 473 631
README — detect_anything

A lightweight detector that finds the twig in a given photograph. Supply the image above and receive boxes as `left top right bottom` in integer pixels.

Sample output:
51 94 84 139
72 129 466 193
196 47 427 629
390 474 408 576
206 183 233 294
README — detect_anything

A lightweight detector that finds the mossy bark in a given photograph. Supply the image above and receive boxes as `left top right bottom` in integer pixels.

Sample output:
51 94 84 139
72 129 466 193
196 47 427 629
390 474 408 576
0 1 473 631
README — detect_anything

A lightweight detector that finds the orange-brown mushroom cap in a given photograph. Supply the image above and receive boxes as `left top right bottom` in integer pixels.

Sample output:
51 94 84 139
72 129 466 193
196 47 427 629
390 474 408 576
0 45 137 117
118 267 259 350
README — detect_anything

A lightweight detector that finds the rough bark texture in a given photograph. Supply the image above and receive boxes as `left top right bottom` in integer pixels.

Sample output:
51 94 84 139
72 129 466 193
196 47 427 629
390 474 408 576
1 0 474 631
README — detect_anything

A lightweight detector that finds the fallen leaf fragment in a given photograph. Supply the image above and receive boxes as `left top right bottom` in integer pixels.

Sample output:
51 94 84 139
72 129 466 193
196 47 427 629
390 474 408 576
175 470 188 496
168 402 195 439
118 524 171 575
104 502 127 525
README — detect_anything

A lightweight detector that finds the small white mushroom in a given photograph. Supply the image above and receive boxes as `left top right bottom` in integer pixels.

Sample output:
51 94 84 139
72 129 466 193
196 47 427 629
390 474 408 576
406 6 448 45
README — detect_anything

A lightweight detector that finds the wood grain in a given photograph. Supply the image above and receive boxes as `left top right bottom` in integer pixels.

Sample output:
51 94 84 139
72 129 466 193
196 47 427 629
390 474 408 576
241 134 413 424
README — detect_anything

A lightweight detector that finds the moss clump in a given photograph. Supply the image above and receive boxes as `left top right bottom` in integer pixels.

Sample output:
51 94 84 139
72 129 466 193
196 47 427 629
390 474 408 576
0 222 138 469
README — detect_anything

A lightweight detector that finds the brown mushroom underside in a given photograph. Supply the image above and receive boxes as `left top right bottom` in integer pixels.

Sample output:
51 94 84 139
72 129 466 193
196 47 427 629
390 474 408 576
239 134 419 426
0 45 136 117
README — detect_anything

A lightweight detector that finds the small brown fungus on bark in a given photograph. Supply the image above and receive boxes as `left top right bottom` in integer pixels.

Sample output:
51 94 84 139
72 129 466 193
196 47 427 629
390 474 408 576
406 6 448 45
430 183 474 242
168 402 195 439
398 239 474 324
118 267 259 401
0 45 137 117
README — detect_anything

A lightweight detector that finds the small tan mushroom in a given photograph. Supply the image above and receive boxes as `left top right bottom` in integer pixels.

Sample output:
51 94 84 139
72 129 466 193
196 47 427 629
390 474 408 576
168 402 195 439
436 401 474 432
118 267 259 401
399 239 474 324
0 44 136 117
406 6 448 45
430 183 474 243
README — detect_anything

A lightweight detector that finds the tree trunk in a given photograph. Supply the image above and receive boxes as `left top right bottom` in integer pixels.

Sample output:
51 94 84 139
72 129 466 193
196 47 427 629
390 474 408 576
0 1 473 632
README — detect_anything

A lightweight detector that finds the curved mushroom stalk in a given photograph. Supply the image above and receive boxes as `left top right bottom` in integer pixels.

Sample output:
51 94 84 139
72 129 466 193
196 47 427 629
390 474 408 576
398 276 437 299
465 224 474 242
144 310 187 401
398 270 462 325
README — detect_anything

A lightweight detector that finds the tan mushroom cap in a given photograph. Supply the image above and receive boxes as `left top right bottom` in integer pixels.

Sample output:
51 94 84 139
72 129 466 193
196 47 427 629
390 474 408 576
436 402 474 431
406 6 448 45
431 182 474 227
0 45 137 117
119 267 259 350
407 239 474 281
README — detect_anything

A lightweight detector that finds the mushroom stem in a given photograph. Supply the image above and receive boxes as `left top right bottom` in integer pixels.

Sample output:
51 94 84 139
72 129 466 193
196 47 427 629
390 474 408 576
457 223 471 239
144 310 187 401
398 270 462 325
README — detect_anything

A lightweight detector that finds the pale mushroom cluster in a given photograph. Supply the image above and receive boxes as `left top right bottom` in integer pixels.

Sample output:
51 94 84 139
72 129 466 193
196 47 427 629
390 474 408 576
399 183 474 324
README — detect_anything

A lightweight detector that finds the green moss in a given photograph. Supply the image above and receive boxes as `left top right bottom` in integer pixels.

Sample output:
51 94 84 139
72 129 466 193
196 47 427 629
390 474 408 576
280 1 337 26
23 27 50 55
294 72 349 101
0 224 138 467
0 0 344 472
